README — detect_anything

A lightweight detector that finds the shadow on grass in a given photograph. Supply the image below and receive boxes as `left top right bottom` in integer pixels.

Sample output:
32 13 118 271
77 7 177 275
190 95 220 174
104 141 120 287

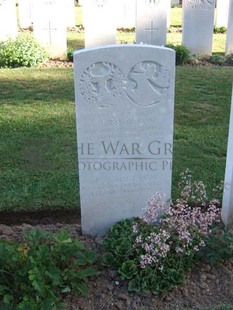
0 70 75 104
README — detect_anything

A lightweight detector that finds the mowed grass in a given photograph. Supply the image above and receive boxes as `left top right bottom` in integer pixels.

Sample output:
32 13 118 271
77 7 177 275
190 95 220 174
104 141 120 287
172 66 233 198
0 6 232 212
0 66 232 212
0 68 78 211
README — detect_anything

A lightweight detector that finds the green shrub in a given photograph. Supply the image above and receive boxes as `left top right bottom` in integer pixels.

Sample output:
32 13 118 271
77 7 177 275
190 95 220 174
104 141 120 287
0 229 96 309
67 49 74 62
0 34 49 68
224 53 233 66
198 227 233 264
214 26 227 34
208 54 225 65
166 44 191 65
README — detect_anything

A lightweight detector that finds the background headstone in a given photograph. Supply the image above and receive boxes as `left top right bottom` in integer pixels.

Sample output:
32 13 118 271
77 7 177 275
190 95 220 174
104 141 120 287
216 0 230 28
83 0 117 48
74 45 175 236
66 0 76 28
136 0 169 46
33 0 67 59
182 0 215 55
226 0 233 54
222 86 233 228
167 0 171 28
18 0 34 28
0 0 18 41
117 0 136 29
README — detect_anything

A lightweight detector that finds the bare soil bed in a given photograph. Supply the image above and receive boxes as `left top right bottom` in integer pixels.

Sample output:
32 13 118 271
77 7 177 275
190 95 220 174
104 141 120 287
0 209 233 310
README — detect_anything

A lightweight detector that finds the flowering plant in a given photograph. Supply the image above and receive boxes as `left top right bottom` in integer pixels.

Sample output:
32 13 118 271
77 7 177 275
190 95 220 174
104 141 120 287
102 171 226 294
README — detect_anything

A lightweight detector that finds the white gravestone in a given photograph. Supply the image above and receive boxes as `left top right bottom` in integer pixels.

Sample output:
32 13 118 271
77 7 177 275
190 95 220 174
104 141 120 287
33 0 67 59
74 45 175 236
216 0 230 28
182 0 215 55
226 0 233 54
222 87 233 228
66 0 76 28
136 0 169 46
83 0 117 48
117 0 136 29
167 0 171 28
0 0 18 41
18 0 34 28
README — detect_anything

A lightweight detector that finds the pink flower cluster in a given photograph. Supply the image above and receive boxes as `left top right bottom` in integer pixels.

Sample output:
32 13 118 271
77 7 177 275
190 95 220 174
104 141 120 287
134 229 171 269
134 190 221 270
141 192 167 225
163 202 221 235
178 169 208 206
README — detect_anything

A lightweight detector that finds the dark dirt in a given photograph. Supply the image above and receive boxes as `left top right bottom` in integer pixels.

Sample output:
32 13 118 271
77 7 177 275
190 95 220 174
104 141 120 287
0 209 233 310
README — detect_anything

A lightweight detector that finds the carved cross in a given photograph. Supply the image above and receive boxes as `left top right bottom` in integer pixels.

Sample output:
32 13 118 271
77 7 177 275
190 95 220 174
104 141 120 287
43 21 57 44
145 21 159 44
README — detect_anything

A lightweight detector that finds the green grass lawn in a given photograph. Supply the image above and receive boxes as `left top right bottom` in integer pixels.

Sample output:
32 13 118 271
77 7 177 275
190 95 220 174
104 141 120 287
1 5 232 213
68 31 227 54
0 68 78 211
0 66 232 212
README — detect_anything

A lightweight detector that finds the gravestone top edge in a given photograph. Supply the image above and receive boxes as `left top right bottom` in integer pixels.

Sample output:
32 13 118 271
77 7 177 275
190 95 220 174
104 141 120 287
73 44 176 58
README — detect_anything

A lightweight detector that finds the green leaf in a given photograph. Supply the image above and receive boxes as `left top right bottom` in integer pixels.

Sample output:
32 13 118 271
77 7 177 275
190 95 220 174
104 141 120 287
76 283 89 297
0 228 96 306
102 252 115 266
128 277 141 292
118 261 138 280
55 230 72 244
82 266 96 277
85 250 97 263
3 294 13 304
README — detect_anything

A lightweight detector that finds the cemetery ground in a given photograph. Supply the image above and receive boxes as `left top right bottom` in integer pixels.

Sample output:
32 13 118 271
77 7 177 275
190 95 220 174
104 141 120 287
0 5 233 310
1 62 233 309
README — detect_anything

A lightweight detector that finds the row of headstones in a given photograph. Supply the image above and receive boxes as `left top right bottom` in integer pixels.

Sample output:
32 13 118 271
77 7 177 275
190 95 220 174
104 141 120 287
1 0 233 59
84 0 233 55
73 43 233 236
0 0 76 59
